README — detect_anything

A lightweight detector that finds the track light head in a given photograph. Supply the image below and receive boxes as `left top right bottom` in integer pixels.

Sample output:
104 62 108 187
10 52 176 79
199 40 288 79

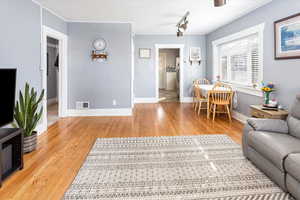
179 20 188 31
177 29 183 37
214 0 227 7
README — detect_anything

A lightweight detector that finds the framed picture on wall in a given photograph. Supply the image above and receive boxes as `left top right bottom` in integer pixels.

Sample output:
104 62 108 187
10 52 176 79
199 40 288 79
139 48 151 59
189 47 201 61
274 13 300 59
189 47 202 65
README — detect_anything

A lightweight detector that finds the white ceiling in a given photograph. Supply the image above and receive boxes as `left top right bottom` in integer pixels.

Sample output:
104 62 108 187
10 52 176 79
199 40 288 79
37 0 272 35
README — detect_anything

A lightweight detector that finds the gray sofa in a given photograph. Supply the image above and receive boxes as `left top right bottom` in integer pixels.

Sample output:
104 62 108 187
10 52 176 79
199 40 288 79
243 94 300 199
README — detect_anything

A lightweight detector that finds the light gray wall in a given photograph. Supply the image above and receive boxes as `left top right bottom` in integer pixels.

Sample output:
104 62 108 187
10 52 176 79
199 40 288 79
0 1 67 100
68 23 133 109
134 35 206 98
206 0 300 116
0 0 42 95
42 9 68 35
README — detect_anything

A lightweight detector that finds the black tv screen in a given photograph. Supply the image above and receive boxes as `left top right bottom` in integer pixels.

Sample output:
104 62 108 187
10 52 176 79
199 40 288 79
0 69 16 127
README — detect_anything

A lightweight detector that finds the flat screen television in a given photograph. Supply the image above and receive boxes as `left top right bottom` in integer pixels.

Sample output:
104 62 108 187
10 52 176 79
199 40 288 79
0 69 16 127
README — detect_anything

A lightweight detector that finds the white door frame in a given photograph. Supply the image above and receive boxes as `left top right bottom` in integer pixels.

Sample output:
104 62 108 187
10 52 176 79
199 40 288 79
131 35 135 108
155 44 184 102
40 26 68 133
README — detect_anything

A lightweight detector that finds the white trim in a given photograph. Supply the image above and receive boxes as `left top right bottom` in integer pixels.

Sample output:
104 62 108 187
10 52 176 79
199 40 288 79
47 97 58 106
155 44 184 103
212 23 265 47
180 97 194 103
131 31 135 108
232 111 249 124
233 86 263 97
67 20 134 24
135 33 206 36
67 108 133 117
32 0 68 22
32 0 136 26
212 23 265 97
134 98 158 104
41 26 68 134
218 82 263 97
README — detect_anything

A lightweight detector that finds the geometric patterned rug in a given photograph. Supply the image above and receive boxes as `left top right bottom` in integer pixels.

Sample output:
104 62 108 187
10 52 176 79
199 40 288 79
63 135 293 199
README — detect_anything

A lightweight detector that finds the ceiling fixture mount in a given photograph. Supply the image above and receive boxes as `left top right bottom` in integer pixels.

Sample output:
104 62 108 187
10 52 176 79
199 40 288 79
214 0 227 7
176 11 190 37
177 29 184 37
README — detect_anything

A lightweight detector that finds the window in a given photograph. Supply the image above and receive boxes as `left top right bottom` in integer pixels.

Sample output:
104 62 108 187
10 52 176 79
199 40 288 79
213 24 264 96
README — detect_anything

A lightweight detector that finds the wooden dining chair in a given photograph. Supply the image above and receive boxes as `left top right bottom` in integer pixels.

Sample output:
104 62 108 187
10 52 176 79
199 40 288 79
193 79 210 114
209 84 233 121
193 79 210 85
213 81 228 88
193 87 209 115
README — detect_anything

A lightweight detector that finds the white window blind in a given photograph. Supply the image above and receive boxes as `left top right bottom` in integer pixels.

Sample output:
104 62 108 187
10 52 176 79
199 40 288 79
218 33 261 88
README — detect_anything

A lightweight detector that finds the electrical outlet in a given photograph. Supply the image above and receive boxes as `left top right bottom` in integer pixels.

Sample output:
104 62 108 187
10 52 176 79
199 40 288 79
112 99 117 106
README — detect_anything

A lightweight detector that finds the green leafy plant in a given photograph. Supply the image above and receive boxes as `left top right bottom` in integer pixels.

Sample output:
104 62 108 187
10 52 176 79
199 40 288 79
13 83 45 137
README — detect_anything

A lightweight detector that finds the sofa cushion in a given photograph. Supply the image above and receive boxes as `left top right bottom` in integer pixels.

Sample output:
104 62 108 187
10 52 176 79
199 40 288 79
247 118 288 134
248 131 300 171
285 153 300 181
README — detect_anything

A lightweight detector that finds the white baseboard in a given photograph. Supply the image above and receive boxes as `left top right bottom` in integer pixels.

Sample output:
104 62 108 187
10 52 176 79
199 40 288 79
36 123 47 136
232 111 248 124
47 97 58 106
134 98 158 103
67 108 133 117
180 97 193 103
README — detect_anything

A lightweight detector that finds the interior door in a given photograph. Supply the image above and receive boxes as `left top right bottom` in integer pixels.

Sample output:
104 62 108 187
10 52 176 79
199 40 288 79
159 52 167 89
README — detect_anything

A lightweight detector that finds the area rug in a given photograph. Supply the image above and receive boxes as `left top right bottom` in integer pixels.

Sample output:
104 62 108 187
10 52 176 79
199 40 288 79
63 135 293 199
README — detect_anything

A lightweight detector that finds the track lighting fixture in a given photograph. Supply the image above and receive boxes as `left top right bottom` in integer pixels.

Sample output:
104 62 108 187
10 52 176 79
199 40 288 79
214 0 227 7
176 11 189 37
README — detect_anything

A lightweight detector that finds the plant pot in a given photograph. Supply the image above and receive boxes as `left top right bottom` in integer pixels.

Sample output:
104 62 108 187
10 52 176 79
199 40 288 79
24 131 37 153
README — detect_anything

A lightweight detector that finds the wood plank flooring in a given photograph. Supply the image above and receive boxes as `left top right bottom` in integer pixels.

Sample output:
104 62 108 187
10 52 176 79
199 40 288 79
0 103 244 200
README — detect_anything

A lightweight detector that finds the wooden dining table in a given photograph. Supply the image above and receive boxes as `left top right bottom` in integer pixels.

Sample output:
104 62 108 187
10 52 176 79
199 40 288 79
195 84 235 119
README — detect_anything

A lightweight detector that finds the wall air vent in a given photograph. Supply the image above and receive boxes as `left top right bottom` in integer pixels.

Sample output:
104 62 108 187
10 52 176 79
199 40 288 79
76 101 90 109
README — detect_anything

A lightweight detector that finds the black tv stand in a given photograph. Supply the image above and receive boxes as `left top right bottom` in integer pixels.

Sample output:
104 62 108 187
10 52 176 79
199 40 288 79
0 128 23 187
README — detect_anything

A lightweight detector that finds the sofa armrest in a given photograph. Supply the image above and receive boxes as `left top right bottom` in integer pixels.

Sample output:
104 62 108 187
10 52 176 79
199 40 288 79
242 123 254 158
247 118 289 134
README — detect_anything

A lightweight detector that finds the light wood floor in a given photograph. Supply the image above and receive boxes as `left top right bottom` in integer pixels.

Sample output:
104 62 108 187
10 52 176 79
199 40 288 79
0 103 244 200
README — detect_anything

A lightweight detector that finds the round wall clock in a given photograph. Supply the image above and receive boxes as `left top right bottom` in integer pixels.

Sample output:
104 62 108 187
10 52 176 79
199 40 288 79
93 38 107 51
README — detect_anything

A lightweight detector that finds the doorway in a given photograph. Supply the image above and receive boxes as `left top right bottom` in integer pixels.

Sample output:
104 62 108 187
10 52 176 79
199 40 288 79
46 36 59 127
155 44 184 102
158 49 180 102
39 26 68 133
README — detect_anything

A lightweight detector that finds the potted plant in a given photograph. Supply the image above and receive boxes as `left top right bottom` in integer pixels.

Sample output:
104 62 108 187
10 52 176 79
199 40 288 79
13 83 44 153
